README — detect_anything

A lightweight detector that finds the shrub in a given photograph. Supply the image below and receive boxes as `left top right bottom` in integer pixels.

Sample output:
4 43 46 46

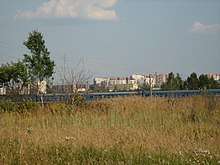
0 99 39 113
0 100 16 112
17 100 39 113
72 94 86 107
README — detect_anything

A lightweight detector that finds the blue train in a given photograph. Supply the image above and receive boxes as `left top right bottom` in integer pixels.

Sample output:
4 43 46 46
83 89 220 100
29 89 220 102
0 89 220 103
141 89 220 97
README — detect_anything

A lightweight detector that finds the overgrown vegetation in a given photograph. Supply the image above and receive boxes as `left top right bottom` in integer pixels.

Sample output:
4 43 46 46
0 99 39 113
0 96 220 164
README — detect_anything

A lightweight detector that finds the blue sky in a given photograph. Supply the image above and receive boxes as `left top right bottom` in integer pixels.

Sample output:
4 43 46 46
0 0 220 81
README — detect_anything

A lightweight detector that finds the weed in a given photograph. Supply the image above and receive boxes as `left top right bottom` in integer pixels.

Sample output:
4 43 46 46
0 96 219 164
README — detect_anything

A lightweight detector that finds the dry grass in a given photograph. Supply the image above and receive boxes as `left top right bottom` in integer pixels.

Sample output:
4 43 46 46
0 95 220 164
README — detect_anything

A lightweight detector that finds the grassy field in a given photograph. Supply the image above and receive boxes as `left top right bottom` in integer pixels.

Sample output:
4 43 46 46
0 96 220 164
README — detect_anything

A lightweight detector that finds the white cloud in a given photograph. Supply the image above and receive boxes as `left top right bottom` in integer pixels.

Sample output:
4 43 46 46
190 22 220 33
15 0 119 20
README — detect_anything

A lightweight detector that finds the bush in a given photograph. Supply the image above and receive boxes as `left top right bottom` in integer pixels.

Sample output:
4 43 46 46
0 100 16 112
17 100 39 113
0 99 39 113
71 94 86 107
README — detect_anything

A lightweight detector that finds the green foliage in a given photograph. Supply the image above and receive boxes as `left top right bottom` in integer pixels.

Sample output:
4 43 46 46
187 72 199 90
74 95 86 107
0 30 55 96
0 100 16 112
186 150 218 164
209 77 219 89
23 30 55 86
187 73 220 90
199 74 210 89
69 94 86 107
0 140 218 164
0 100 39 113
17 100 39 113
0 61 28 93
0 64 11 85
140 82 150 91
161 72 184 90
161 72 220 90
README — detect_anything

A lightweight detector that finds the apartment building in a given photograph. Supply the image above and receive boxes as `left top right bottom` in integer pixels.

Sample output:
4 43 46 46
155 73 168 86
208 73 220 81
108 83 139 91
93 73 167 91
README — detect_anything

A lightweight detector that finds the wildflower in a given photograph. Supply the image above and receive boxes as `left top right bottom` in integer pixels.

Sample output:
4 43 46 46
26 127 34 133
202 149 210 155
65 136 76 141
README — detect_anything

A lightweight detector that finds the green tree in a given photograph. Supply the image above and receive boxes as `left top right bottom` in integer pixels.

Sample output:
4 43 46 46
198 74 209 89
186 72 199 90
161 72 184 90
161 72 174 90
175 73 184 90
0 61 29 94
140 82 150 91
209 77 219 89
0 64 11 87
23 30 55 94
161 72 183 90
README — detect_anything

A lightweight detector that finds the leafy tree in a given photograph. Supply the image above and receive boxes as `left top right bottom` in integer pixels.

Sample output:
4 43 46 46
198 74 209 89
161 72 174 90
0 64 11 87
158 72 219 91
140 82 150 91
186 72 199 90
209 77 219 89
175 73 184 90
161 72 183 90
0 61 29 94
23 30 55 94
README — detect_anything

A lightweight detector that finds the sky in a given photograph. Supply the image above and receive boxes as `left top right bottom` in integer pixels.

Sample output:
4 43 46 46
0 0 220 82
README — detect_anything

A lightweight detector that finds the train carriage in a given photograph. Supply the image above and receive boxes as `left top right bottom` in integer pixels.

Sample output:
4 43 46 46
0 89 220 102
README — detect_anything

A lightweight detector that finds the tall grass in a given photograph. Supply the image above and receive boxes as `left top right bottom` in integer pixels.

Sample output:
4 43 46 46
0 96 220 164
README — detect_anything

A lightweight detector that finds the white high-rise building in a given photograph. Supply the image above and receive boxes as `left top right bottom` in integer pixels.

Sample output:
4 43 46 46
208 74 220 81
94 77 110 85
131 74 145 80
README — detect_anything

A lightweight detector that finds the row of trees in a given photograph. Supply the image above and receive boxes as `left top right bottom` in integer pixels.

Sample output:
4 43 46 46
0 30 55 95
161 72 220 90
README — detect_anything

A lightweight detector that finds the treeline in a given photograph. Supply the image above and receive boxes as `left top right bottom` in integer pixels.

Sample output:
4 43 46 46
161 72 220 90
